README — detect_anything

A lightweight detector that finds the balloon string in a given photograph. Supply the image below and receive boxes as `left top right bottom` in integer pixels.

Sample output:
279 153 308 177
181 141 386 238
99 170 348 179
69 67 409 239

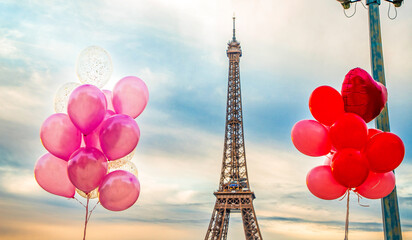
87 201 100 222
83 197 89 240
73 196 87 208
344 190 350 240
354 192 370 207
339 188 350 201
73 195 101 239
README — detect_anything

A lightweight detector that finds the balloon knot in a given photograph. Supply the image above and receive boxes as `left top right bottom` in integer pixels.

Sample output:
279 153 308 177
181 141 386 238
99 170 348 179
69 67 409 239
339 188 351 201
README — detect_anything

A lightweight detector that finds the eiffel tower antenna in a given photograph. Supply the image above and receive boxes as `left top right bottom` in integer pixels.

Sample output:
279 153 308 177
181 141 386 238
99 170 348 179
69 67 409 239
204 17 263 240
232 13 236 41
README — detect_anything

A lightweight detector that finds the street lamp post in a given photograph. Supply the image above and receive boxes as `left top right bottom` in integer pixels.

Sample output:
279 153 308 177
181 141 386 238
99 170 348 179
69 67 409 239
336 0 404 239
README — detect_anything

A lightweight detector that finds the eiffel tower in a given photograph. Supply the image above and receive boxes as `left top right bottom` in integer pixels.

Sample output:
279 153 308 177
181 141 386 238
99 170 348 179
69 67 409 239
204 17 263 240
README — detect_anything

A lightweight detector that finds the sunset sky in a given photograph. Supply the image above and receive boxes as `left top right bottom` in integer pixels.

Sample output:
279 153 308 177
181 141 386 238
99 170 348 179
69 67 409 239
0 0 411 239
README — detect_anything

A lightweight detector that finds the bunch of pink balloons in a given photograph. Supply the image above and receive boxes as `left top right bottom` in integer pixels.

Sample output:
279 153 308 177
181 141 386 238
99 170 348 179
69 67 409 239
35 75 149 212
291 68 404 201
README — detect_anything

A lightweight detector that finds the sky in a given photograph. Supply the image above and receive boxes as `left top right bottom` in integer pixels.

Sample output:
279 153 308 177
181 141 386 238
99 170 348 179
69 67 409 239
0 0 411 239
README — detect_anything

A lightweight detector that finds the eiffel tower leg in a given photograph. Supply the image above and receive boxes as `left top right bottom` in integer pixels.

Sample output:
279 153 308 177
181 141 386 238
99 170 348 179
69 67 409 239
205 202 231 240
241 206 263 240
221 209 230 240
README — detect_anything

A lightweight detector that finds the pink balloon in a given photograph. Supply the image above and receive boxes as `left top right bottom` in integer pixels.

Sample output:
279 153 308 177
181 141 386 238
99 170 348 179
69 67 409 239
113 76 149 119
34 153 75 198
99 170 140 211
356 171 395 199
291 120 332 157
67 148 108 193
306 165 347 200
68 84 107 135
40 113 82 160
102 90 115 111
84 110 115 152
99 114 140 160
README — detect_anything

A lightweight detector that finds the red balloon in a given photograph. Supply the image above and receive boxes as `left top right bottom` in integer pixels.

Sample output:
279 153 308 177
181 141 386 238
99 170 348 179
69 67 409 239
330 113 368 150
67 147 108 193
309 86 344 126
331 149 369 188
341 68 387 123
368 128 383 140
364 132 405 173
99 170 140 211
291 120 331 157
306 165 347 200
355 171 395 199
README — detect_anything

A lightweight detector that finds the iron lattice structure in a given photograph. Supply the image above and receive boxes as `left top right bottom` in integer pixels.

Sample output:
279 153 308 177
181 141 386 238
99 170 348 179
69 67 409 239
205 17 263 240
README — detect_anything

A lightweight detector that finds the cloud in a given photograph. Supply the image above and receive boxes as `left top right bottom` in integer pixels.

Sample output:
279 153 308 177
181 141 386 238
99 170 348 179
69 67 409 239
0 166 41 196
260 215 393 232
0 37 18 57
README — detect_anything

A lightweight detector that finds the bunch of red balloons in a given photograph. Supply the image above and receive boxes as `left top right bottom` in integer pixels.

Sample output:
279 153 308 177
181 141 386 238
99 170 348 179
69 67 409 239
35 75 148 211
291 68 405 200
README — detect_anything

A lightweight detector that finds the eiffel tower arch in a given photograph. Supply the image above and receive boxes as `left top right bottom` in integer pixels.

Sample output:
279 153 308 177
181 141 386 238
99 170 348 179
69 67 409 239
204 17 263 240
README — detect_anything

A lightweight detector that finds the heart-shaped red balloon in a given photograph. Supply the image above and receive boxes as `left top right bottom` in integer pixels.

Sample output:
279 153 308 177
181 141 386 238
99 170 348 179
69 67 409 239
341 68 387 123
